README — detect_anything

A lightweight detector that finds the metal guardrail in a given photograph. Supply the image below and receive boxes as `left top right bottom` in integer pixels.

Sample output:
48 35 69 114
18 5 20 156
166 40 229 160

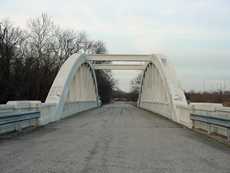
0 111 40 134
191 113 230 128
190 113 230 142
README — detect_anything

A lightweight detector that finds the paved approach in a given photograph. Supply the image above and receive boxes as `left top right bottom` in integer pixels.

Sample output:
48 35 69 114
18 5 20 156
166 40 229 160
0 103 230 173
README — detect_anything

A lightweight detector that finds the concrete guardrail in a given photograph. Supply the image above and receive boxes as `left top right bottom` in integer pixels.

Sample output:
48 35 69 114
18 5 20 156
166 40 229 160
190 103 230 143
0 101 41 135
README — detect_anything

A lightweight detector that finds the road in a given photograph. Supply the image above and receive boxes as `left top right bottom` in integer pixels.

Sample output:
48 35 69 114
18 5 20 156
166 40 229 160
0 103 230 173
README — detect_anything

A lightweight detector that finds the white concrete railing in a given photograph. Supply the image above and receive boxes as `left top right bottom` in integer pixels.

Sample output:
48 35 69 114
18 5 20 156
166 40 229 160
140 101 230 142
0 101 41 134
176 103 230 142
139 101 193 128
175 104 192 128
139 101 171 119
62 101 98 118
0 100 98 133
190 103 230 142
0 101 41 114
190 103 230 119
39 101 98 125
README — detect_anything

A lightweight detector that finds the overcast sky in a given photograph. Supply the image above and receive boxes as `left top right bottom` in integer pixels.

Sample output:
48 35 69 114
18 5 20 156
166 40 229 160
1 0 230 91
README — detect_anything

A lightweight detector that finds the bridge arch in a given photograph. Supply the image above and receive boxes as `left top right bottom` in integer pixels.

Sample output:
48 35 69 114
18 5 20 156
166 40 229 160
40 53 191 128
138 57 176 121
44 54 99 122
137 55 188 125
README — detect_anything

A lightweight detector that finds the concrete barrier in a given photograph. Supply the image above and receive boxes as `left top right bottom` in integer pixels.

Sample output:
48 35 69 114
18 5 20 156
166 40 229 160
140 101 193 128
62 101 98 118
0 101 41 134
190 103 230 143
39 103 56 125
176 104 192 128
0 100 99 133
0 101 41 114
39 101 98 125
140 101 171 119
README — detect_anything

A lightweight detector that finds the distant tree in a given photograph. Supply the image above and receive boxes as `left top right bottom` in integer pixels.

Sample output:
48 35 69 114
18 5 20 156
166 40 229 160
125 73 143 101
130 73 142 91
93 41 106 54
95 70 115 104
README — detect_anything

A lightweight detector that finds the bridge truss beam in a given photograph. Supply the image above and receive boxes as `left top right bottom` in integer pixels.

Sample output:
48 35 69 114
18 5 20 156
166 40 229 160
87 54 154 62
93 64 146 70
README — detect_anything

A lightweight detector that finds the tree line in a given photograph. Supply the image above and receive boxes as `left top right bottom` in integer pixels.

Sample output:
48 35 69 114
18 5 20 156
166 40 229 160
185 91 230 106
0 14 114 104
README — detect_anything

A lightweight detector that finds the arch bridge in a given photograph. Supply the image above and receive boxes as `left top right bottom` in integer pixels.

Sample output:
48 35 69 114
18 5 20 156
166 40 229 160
40 53 191 128
1 54 230 173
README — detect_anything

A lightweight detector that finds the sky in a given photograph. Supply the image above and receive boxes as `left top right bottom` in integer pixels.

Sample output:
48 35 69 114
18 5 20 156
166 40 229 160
1 0 230 91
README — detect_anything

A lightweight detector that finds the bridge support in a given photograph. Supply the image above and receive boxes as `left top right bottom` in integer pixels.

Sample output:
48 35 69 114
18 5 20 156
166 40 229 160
137 55 192 128
39 54 99 125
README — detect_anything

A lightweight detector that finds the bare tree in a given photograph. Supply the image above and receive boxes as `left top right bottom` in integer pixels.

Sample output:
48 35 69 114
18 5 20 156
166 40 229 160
27 13 56 60
126 73 143 101
0 14 113 104
53 29 88 65
130 73 142 92
0 20 25 102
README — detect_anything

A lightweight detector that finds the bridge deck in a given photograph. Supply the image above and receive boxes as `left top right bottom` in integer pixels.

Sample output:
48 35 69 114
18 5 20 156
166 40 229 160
0 103 230 173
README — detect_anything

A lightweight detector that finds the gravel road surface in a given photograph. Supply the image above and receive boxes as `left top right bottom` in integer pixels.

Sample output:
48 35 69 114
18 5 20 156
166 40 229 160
0 102 230 173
